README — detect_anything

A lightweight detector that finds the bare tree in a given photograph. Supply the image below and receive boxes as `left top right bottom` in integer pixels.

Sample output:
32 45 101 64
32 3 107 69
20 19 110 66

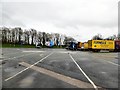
7 29 11 43
118 33 120 40
18 28 23 44
105 34 117 40
11 28 15 44
64 36 75 46
46 33 51 41
1 26 73 48
24 30 30 44
54 33 60 46
92 34 103 40
14 28 19 44
24 30 28 44
38 31 43 45
2 27 8 43
42 32 46 46
30 29 37 45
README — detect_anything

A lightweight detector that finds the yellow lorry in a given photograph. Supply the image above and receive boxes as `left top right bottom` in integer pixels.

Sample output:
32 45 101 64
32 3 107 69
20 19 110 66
81 42 88 51
77 42 82 50
83 42 88 50
88 40 115 52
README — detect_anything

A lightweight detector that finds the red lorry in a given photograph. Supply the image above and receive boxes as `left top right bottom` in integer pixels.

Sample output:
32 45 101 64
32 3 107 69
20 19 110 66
115 40 120 51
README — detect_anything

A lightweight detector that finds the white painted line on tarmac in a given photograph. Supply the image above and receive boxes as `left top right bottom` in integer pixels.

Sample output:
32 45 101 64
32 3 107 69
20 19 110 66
3 52 22 56
2 52 40 61
58 51 77 54
40 54 43 56
91 56 120 66
22 51 44 53
69 54 98 90
4 52 53 81
107 61 120 66
19 62 94 88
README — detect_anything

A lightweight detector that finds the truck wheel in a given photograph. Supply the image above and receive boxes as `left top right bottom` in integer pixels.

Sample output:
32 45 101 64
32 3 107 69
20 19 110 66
93 49 100 52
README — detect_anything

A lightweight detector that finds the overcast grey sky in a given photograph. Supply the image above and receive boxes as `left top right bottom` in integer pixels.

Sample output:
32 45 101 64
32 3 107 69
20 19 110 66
1 0 119 42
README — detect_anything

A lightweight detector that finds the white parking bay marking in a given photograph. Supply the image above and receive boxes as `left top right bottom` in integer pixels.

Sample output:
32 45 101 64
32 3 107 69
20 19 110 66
91 55 120 66
107 61 120 66
58 51 77 54
40 54 43 56
2 52 39 61
22 51 44 53
19 62 94 88
69 54 98 90
4 52 53 81
3 52 21 56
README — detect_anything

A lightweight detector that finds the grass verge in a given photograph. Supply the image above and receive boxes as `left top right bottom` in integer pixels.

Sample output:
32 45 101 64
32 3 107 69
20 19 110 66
2 43 35 48
2 43 66 48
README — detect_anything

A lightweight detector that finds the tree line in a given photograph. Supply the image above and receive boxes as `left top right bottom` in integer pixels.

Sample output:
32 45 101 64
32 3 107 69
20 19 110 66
1 27 119 47
92 33 120 40
0 27 75 46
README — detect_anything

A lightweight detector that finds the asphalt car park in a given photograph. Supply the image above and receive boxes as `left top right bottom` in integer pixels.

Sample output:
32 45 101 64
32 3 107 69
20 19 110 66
0 48 119 89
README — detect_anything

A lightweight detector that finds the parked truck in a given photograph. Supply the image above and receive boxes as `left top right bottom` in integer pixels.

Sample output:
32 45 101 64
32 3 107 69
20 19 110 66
114 40 120 52
88 40 115 52
66 41 78 50
77 42 82 50
83 42 88 51
66 40 120 52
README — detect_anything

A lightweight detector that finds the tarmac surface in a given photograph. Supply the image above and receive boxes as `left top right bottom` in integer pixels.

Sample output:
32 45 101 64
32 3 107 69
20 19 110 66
0 48 119 89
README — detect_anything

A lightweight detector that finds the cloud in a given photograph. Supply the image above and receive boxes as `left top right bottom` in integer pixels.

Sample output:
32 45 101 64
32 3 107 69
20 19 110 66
1 0 119 41
1 3 25 27
2 12 26 27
